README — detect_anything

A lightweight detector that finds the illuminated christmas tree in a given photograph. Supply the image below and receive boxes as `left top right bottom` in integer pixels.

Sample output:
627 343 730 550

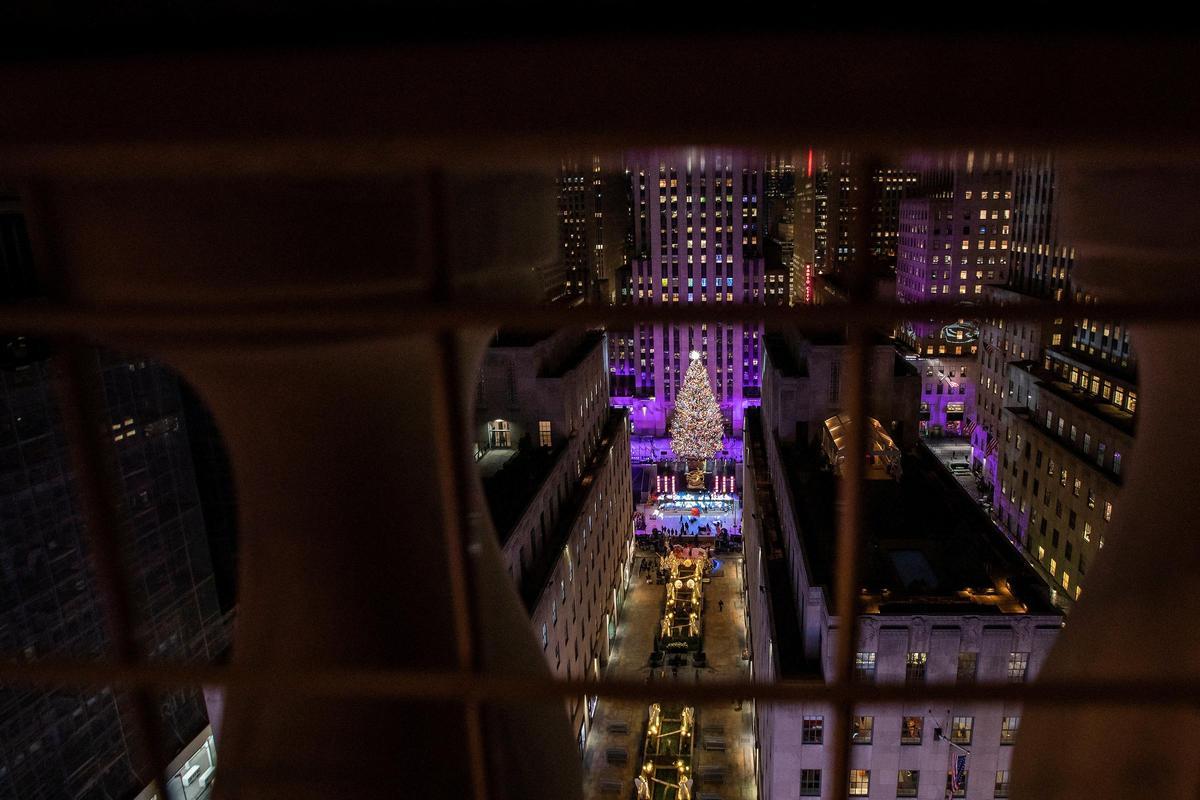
670 352 725 488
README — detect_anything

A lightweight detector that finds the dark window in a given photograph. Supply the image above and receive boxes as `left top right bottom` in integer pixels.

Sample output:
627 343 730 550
957 652 978 684
800 769 821 796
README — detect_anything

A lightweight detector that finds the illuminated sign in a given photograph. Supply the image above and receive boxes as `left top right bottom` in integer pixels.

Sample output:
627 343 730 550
946 402 966 413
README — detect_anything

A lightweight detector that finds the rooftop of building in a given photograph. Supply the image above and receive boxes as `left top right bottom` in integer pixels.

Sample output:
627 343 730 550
488 328 605 379
763 329 916 379
477 447 517 480
1011 358 1136 438
893 352 918 378
490 329 555 348
777 435 1058 617
542 329 605 378
763 333 806 377
744 409 816 680
481 440 568 546
892 339 978 370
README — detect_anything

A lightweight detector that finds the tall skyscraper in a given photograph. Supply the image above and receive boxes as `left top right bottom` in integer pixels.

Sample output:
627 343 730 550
867 167 918 273
0 196 233 800
895 155 1014 311
609 149 766 435
975 154 1138 610
791 150 825 305
554 157 630 305
973 154 1070 478
823 151 862 299
764 159 796 306
798 151 915 303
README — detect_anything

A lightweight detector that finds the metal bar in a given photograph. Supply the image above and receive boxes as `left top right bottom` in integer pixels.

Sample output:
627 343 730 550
428 331 492 800
4 659 1200 709
425 168 492 800
827 325 870 800
51 342 173 793
0 298 1189 339
825 161 875 800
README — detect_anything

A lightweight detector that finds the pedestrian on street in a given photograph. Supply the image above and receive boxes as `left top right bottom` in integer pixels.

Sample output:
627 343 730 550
718 599 724 612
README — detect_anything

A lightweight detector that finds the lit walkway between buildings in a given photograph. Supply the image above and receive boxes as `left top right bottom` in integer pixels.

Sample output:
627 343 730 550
582 553 757 800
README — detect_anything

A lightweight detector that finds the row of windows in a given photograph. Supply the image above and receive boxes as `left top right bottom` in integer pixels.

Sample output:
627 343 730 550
963 189 1014 200
931 283 985 295
1050 356 1137 416
819 712 1017 746
1022 420 1121 503
799 768 1011 798
645 291 741 303
917 343 979 357
537 456 630 667
854 650 1028 683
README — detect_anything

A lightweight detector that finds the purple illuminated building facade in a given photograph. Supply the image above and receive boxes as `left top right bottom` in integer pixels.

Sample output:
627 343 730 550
895 154 1015 311
895 152 1016 438
904 345 977 437
609 150 766 436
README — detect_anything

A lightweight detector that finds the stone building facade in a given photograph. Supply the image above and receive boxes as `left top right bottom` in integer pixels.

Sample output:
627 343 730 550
475 329 636 747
